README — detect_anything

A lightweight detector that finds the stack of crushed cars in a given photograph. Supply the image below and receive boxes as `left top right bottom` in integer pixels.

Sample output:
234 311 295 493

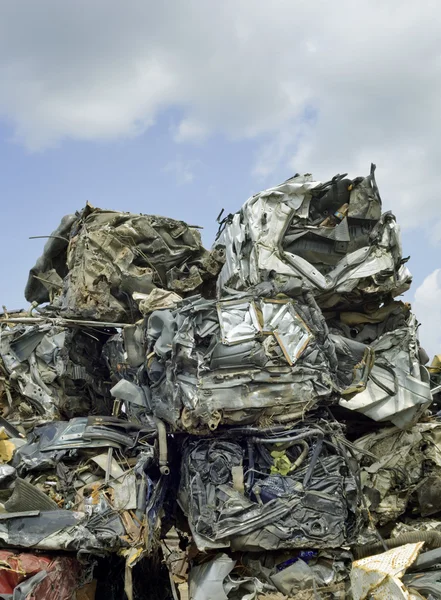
0 165 439 599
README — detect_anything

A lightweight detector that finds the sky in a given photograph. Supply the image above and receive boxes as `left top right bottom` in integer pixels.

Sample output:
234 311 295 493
0 0 440 358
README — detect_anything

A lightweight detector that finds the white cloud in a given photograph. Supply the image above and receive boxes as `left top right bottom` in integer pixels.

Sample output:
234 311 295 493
163 156 198 185
173 118 208 143
0 1 441 235
413 269 441 359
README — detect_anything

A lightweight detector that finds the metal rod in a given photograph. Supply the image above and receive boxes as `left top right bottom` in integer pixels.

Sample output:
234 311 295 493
0 317 127 328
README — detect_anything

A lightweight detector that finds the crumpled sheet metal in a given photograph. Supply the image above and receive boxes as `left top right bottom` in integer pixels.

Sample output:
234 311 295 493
145 293 343 431
351 542 424 600
404 570 441 599
186 549 350 600
25 204 222 323
214 165 411 309
338 312 432 428
245 549 350 599
269 561 347 599
0 510 125 553
178 427 360 552
355 422 441 525
188 553 265 600
133 289 183 316
0 323 112 425
0 415 162 556
188 554 235 600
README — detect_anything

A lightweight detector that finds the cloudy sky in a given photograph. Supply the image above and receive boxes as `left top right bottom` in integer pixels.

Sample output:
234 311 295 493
0 0 440 357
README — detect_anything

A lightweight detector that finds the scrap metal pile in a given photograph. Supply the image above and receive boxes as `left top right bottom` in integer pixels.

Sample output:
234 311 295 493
1 164 440 599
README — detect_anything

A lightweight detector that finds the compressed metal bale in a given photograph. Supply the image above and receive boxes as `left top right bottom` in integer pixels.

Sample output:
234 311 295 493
178 425 362 552
0 323 113 424
25 204 222 323
214 165 412 310
142 292 353 431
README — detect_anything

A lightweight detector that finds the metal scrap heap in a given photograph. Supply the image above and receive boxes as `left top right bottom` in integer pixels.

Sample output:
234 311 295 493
0 164 439 599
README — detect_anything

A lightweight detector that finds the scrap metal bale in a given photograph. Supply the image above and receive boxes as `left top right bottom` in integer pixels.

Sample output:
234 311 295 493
355 421 441 525
0 415 161 555
0 323 113 424
142 292 355 432
337 308 432 429
178 424 361 551
25 204 222 323
214 164 411 310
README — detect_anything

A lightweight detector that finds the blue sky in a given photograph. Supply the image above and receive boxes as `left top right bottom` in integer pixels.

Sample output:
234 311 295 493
0 0 440 357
